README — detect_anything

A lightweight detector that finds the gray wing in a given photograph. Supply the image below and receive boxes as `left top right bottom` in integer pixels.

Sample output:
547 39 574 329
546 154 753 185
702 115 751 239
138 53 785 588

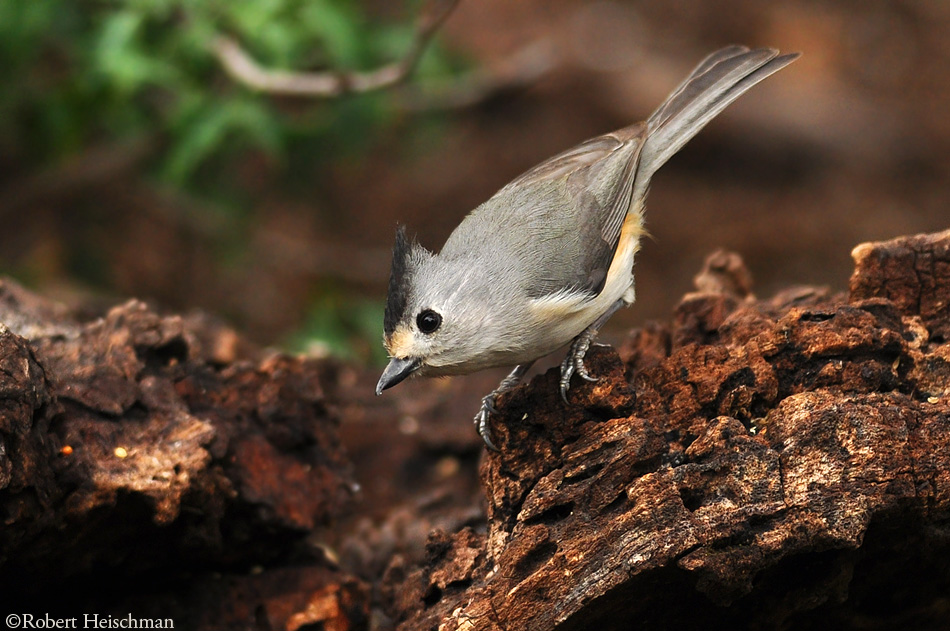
440 124 647 299
440 46 799 303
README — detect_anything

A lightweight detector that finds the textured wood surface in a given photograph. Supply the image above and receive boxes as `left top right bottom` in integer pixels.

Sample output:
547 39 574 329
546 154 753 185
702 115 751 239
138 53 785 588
388 230 950 630
1 230 949 630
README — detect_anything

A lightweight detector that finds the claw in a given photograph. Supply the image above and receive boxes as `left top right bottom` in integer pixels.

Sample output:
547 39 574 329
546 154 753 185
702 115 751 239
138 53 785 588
559 354 575 402
560 334 599 401
576 359 598 382
558 299 626 403
472 362 534 451
474 397 499 451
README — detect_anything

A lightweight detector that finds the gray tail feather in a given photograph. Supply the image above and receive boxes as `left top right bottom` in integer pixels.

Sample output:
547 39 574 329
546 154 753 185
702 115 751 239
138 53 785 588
633 46 799 200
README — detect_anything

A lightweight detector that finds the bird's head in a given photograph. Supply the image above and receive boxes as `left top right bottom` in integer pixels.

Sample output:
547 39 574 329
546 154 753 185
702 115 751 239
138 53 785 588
375 226 501 395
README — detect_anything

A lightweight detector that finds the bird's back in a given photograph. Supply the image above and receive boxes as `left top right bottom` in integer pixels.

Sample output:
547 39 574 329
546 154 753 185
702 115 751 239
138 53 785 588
439 124 647 301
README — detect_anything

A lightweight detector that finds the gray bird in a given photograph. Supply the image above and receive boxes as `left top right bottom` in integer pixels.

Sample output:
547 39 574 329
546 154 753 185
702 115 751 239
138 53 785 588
376 46 799 449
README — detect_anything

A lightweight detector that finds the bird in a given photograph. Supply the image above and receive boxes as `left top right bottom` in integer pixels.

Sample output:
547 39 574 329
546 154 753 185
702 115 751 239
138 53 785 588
375 46 799 450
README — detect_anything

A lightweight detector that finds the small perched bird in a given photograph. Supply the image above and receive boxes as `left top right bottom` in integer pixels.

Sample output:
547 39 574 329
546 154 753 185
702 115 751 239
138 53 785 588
376 46 799 449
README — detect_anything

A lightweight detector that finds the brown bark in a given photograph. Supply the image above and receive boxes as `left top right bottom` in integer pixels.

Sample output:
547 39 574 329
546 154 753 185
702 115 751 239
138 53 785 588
0 281 364 628
386 229 950 631
1 230 949 630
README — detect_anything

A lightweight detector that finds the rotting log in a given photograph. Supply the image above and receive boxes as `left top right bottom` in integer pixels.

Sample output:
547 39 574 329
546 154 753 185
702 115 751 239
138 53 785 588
386 230 950 631
1 230 949 630
0 281 365 628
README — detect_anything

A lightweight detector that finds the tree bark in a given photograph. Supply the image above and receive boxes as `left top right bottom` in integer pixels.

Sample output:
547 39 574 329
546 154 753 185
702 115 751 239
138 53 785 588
1 230 949 630
0 282 363 629
386 230 950 631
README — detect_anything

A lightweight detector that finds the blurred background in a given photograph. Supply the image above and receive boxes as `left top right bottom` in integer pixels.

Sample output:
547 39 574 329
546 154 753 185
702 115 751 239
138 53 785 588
2 0 948 365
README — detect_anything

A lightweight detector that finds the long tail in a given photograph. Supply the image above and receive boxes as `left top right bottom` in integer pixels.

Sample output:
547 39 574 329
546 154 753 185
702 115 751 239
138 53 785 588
632 46 799 201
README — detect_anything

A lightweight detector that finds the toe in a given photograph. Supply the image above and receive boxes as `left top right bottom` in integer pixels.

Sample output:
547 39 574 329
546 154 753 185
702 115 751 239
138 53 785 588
576 362 599 383
478 418 499 451
559 366 574 402
559 357 575 401
479 428 498 450
573 351 599 382
474 395 503 451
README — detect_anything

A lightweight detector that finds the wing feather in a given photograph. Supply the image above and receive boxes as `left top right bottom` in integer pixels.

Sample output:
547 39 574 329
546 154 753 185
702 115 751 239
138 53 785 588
456 124 647 299
438 46 798 306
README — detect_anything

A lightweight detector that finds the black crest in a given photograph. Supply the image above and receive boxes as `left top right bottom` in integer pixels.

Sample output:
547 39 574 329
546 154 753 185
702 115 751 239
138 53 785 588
384 225 413 336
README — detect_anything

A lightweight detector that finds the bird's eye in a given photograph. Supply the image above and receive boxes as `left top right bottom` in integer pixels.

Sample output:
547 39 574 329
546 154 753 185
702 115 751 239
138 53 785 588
416 309 442 334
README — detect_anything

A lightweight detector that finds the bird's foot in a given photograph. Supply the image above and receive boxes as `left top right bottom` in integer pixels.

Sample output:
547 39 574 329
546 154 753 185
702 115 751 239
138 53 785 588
559 333 600 402
474 394 500 451
473 362 534 451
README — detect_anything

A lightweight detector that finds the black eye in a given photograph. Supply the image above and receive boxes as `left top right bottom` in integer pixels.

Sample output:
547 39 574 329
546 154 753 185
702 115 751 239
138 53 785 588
416 309 442 334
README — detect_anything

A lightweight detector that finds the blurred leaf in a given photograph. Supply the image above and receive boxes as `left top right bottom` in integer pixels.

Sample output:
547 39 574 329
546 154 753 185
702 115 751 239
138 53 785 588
300 0 362 67
94 10 181 94
165 95 282 183
0 0 58 56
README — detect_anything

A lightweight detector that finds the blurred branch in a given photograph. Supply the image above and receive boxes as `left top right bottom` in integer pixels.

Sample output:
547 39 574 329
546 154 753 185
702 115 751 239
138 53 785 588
396 38 560 112
212 0 461 97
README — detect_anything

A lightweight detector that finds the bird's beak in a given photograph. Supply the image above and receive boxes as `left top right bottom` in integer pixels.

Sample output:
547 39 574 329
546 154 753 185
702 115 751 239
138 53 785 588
376 357 422 395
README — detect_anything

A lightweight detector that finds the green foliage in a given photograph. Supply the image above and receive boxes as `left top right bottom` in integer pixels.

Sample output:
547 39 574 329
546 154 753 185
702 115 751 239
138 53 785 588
0 0 466 362
0 0 459 190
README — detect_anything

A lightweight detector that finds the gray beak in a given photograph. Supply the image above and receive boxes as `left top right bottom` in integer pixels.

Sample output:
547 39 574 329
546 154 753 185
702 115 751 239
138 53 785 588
376 357 421 395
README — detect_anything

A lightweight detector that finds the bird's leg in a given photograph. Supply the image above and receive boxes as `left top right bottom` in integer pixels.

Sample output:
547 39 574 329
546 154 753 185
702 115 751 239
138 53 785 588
475 361 534 451
560 298 626 401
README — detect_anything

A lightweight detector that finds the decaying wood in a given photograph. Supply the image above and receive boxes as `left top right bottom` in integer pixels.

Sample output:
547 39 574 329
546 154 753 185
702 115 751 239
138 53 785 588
1 230 949 630
0 282 363 627
385 229 950 631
